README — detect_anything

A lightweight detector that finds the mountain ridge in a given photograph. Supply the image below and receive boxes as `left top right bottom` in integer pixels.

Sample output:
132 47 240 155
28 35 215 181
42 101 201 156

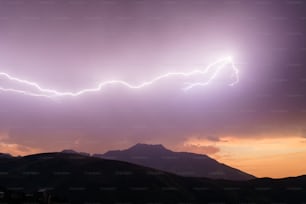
0 152 305 203
93 143 255 180
1 143 255 180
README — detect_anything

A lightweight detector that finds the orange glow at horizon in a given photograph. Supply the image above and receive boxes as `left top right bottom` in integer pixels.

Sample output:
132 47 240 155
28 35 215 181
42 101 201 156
181 135 306 178
0 130 41 156
1 128 306 178
0 142 41 156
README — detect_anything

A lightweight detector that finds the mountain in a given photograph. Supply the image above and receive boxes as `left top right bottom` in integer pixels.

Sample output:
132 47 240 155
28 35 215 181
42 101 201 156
61 149 90 156
0 152 305 203
0 152 198 203
94 143 255 180
0 153 12 158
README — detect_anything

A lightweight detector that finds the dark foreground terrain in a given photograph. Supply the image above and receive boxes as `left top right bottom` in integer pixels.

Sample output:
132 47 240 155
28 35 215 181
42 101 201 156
0 152 305 204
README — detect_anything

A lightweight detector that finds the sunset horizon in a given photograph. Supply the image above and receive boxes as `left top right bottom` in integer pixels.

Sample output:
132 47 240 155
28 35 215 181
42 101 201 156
2 139 305 179
0 0 305 202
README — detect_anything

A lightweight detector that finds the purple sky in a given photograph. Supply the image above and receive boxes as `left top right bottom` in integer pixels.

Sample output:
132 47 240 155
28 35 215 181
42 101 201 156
0 0 306 177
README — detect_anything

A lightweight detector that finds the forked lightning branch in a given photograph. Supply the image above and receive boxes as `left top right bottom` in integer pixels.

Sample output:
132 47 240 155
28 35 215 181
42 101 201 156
0 56 239 98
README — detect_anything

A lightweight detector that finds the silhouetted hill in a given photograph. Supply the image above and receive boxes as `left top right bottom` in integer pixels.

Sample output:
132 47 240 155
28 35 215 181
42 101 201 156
61 149 90 156
0 152 199 203
94 143 255 180
0 153 305 203
0 153 12 158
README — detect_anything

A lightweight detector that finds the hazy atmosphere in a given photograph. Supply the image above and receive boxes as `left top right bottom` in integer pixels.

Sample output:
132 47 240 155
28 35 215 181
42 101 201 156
0 0 306 178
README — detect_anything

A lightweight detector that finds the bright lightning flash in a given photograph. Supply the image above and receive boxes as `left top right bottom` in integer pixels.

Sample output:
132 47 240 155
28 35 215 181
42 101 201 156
0 56 239 98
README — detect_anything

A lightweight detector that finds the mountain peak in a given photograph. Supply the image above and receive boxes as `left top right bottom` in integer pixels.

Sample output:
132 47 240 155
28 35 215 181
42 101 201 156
97 143 255 180
129 143 168 151
126 143 172 154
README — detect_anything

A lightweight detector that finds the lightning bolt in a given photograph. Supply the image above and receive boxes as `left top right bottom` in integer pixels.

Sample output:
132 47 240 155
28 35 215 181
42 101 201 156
0 56 239 98
183 56 239 90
